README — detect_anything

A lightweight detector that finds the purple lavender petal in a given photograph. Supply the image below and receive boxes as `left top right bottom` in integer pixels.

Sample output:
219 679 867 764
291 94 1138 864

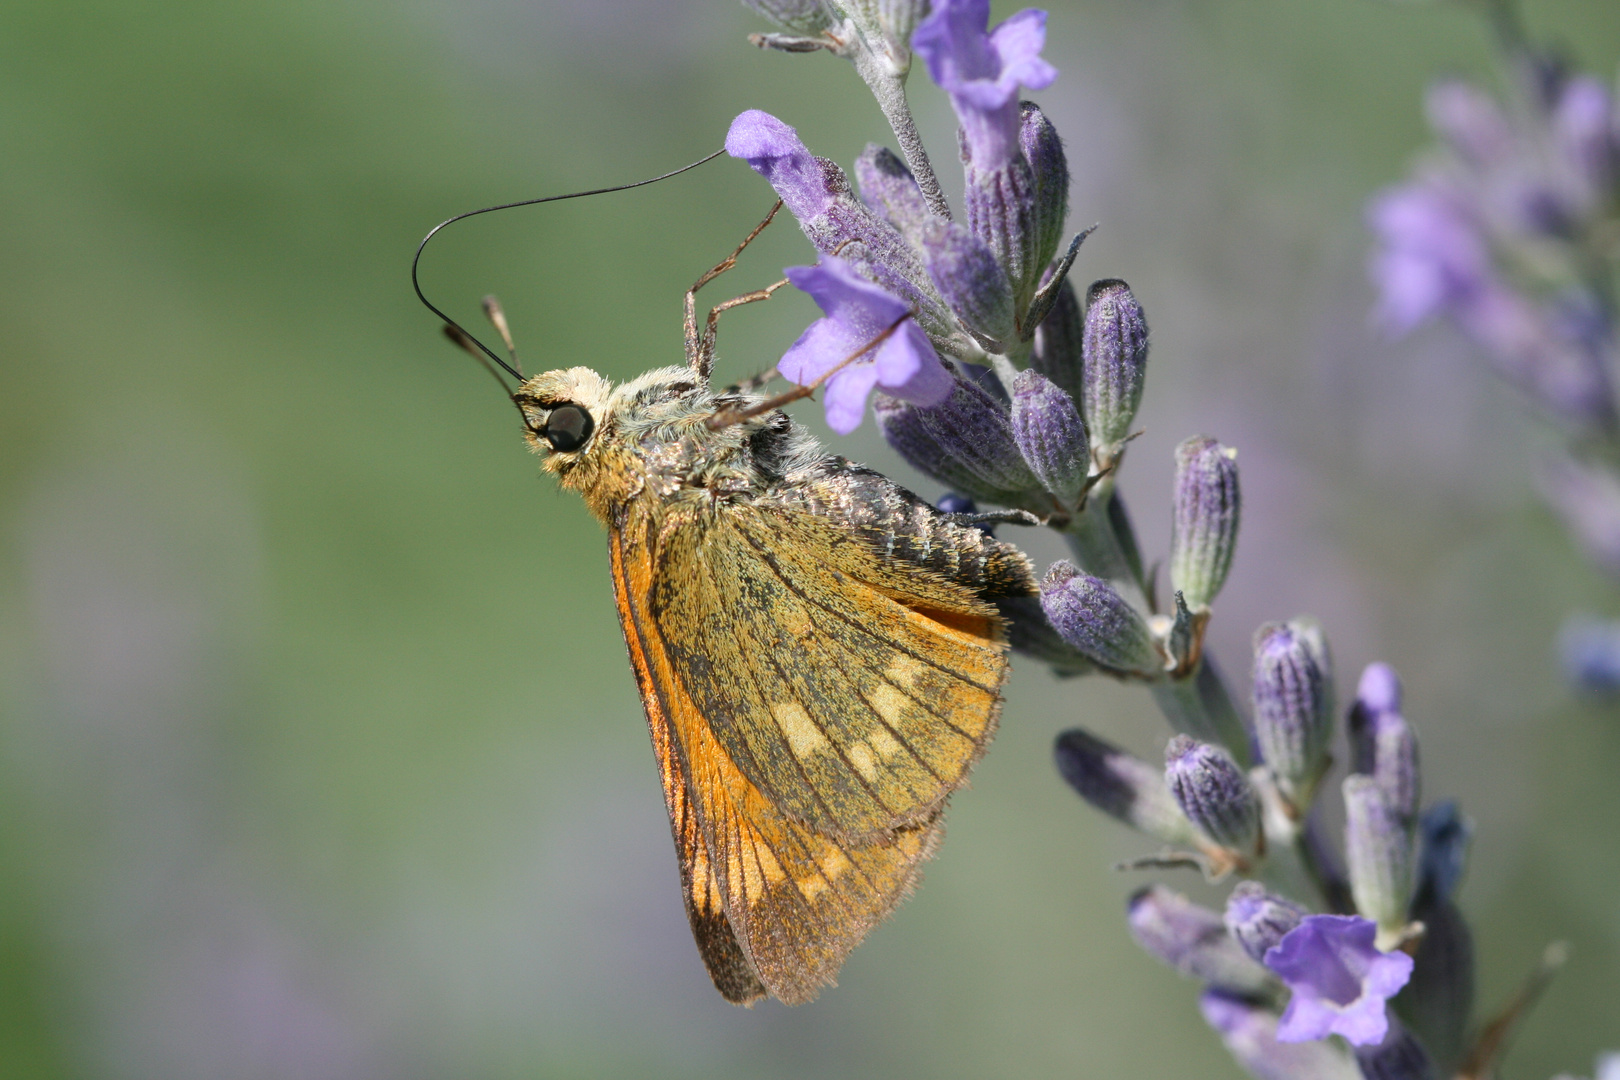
913 0 1055 172
1267 915 1414 1046
781 257 952 433
726 110 834 221
821 363 882 434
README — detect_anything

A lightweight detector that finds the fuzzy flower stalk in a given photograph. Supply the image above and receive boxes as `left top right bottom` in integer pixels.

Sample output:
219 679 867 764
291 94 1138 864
723 0 1556 1073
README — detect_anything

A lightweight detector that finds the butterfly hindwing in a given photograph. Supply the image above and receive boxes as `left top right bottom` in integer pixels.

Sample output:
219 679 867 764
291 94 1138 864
610 467 1035 1004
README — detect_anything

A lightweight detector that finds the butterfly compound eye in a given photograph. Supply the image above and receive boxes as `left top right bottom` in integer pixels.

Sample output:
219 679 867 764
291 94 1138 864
542 403 594 452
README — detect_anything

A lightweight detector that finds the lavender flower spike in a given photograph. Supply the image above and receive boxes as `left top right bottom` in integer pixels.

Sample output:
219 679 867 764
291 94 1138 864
1165 735 1261 853
1266 914 1414 1046
1039 561 1162 675
781 256 954 433
1199 990 1362 1080
912 0 1056 173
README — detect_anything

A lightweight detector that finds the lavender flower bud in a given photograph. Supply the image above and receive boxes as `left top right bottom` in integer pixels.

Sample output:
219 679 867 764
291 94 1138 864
1199 990 1363 1080
1080 279 1149 447
962 145 1041 312
1128 885 1274 993
1348 663 1421 823
875 395 1022 505
1251 619 1333 803
916 378 1040 493
998 595 1095 676
1353 1021 1438 1080
741 0 832 34
1054 728 1195 842
1010 369 1089 507
1020 101 1069 294
1343 775 1416 940
1224 881 1309 965
854 144 931 247
920 218 1016 346
1169 436 1241 610
1165 735 1261 852
1031 274 1082 402
1040 561 1162 676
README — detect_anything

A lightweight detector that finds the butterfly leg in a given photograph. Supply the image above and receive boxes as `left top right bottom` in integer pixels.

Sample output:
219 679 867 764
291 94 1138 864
685 200 784 379
722 365 780 395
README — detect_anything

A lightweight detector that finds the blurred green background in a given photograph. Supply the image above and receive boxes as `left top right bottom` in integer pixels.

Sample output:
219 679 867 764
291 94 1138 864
2 0 1617 1076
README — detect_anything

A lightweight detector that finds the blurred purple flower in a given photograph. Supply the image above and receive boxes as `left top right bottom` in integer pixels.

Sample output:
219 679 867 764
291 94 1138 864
1266 914 1414 1046
1199 990 1362 1080
912 0 1056 171
1367 70 1620 430
781 256 953 433
1366 183 1489 333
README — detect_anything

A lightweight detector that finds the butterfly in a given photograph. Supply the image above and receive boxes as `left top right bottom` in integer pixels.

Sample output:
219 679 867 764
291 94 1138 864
444 206 1036 1006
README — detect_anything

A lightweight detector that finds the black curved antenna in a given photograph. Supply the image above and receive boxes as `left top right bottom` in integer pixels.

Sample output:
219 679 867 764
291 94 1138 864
412 148 728 383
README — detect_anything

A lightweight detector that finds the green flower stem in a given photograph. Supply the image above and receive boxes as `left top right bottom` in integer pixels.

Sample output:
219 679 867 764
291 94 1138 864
1149 657 1250 767
850 51 952 221
1062 496 1144 604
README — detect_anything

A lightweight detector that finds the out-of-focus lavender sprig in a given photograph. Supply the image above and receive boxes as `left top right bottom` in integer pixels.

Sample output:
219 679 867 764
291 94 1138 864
1366 4 1620 695
721 1 1567 1074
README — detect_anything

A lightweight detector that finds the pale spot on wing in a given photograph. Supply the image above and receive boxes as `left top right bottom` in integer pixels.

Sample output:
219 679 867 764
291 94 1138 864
847 741 879 782
870 728 903 760
866 682 910 729
771 701 830 758
796 874 830 901
819 846 853 880
884 654 929 691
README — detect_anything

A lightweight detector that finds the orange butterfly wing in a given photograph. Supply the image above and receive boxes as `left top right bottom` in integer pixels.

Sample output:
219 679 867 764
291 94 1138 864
612 513 961 1005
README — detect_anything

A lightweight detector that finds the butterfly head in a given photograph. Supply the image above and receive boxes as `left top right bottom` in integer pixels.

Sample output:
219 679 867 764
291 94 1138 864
514 366 615 465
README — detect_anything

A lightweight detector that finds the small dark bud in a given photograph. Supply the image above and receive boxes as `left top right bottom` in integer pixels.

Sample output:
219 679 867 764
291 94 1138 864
1353 1020 1439 1080
1031 275 1083 403
854 144 932 247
